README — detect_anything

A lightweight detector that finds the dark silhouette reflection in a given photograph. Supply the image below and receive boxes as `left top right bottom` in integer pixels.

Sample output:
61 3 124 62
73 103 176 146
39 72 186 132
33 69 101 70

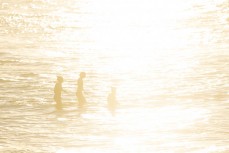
107 87 117 116
76 72 86 108
77 104 87 117
54 108 65 118
54 76 64 110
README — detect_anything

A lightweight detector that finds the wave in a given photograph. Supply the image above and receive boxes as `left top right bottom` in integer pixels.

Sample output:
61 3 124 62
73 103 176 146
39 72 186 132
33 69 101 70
0 51 9 56
0 58 44 66
20 72 39 77
0 59 20 65
0 78 11 83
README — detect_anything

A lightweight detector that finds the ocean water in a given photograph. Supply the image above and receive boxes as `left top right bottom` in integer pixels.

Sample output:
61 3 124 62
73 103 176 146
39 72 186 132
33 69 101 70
0 0 229 152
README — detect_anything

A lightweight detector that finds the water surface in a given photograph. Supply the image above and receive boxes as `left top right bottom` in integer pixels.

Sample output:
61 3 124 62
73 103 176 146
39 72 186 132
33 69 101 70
0 0 229 152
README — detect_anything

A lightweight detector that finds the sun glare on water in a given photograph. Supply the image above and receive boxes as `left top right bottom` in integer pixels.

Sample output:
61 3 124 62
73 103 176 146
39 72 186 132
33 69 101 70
55 106 209 153
76 0 192 52
67 0 199 77
53 0 198 76
52 0 211 152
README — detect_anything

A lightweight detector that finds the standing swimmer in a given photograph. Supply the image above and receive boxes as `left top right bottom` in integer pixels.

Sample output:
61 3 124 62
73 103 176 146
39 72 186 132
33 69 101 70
107 87 117 116
76 72 86 106
54 76 64 110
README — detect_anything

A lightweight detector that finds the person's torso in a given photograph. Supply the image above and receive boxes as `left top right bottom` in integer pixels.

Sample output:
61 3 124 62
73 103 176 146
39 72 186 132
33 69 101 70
54 82 62 95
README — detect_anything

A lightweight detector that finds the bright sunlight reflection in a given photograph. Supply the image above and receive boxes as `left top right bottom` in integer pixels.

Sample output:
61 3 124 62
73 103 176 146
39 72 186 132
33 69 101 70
56 106 208 153
69 0 201 78
116 106 208 131
55 0 210 152
111 106 209 153
77 0 192 53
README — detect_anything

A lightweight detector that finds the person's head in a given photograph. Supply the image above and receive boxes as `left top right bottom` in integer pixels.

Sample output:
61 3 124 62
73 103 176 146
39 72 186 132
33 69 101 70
80 72 86 78
57 76 64 83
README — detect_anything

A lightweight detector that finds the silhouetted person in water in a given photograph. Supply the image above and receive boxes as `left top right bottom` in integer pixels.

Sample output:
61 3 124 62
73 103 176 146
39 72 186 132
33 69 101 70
107 87 117 116
54 76 64 110
76 72 86 107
